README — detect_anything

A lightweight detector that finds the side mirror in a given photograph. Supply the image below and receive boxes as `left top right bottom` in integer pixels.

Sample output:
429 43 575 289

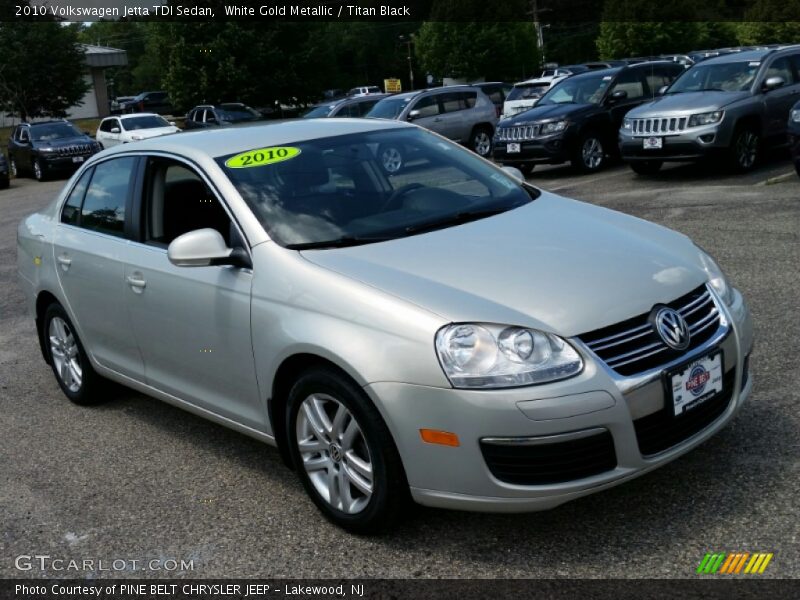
501 165 525 181
608 89 628 103
763 76 785 91
110 127 121 134
658 85 669 96
169 121 176 126
168 228 248 268
407 109 421 121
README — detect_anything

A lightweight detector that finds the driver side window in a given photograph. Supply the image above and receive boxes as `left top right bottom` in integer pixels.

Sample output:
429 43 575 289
143 158 236 248
410 95 440 118
610 70 645 101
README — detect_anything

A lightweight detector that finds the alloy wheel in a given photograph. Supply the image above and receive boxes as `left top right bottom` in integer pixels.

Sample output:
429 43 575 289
33 160 43 181
582 137 604 170
295 393 373 514
473 131 492 156
49 316 82 393
381 147 402 174
736 131 758 169
9 158 17 177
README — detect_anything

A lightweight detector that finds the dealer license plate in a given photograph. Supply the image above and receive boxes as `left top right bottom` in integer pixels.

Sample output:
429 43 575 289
506 143 521 153
643 136 663 149
666 351 724 417
72 156 84 163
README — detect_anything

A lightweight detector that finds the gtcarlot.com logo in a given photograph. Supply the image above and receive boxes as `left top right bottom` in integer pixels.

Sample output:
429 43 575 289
697 552 774 575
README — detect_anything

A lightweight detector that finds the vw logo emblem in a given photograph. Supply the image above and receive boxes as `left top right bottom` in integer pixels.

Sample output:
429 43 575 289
328 443 343 463
653 307 691 350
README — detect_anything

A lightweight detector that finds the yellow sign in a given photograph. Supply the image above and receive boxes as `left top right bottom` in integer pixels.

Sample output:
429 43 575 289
384 78 402 93
225 146 301 169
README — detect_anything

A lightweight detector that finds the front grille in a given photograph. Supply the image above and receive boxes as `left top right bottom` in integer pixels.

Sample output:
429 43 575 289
578 284 723 377
631 116 688 136
496 124 540 142
634 368 735 456
480 430 617 485
55 144 93 157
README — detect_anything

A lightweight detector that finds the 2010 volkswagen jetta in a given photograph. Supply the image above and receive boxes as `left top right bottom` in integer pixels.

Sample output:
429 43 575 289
17 119 754 533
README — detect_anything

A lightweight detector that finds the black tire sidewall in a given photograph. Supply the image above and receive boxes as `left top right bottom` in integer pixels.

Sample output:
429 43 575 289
286 367 406 533
43 303 104 405
729 126 759 172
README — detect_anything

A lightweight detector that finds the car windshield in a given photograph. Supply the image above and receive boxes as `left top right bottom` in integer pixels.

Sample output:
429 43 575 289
217 128 537 248
538 73 613 105
32 123 82 141
217 105 260 121
506 84 548 101
365 97 412 119
667 61 760 93
121 115 170 131
302 104 335 118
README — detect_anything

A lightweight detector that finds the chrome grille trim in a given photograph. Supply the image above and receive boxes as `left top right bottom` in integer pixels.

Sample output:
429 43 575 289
55 144 93 157
631 116 689 137
497 124 540 142
576 284 726 377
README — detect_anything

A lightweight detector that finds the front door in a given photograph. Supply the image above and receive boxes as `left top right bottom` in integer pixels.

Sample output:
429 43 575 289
761 56 799 137
123 156 263 430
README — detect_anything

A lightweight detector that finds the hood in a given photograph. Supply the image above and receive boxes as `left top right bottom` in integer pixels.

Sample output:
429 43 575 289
504 102 595 125
628 90 750 117
131 126 180 139
301 193 708 337
34 136 93 148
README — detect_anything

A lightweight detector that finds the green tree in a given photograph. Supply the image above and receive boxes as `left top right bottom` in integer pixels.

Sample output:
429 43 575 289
416 22 539 81
596 0 706 59
737 0 800 45
0 21 89 119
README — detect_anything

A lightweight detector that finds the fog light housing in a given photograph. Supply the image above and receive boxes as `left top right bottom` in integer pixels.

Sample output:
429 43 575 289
699 134 715 144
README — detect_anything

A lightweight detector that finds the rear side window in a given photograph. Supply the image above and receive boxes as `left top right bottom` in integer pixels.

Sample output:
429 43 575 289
80 157 137 237
61 169 92 225
357 99 379 116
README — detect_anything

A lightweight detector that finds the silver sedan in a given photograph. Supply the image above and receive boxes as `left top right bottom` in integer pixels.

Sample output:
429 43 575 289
17 119 754 532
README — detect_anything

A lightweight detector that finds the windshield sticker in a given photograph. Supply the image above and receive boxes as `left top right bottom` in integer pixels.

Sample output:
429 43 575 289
225 146 301 168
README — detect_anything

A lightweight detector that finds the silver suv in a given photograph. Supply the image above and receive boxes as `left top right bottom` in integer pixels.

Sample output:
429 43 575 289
366 86 498 170
620 47 800 174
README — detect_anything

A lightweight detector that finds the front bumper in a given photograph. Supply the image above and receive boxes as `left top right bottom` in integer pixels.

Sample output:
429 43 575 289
366 288 753 512
41 153 95 171
619 121 731 162
492 132 572 166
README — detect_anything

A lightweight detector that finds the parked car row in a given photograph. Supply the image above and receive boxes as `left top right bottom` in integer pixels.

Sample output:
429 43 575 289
494 46 800 177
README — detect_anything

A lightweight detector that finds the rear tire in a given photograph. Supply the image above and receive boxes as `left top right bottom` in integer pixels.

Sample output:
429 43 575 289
629 160 663 175
469 126 493 158
286 366 408 534
728 125 760 173
43 303 110 405
571 131 606 173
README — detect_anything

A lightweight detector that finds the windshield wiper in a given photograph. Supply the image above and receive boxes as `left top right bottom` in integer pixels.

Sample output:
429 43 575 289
402 206 512 236
286 234 396 250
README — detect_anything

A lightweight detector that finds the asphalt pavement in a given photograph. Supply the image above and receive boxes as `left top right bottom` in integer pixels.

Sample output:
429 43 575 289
1 153 798 579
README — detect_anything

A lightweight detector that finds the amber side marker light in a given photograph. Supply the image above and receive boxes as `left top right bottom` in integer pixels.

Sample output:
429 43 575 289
420 429 460 447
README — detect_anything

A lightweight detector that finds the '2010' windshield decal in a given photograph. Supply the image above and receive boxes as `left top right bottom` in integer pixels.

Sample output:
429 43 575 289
225 146 301 168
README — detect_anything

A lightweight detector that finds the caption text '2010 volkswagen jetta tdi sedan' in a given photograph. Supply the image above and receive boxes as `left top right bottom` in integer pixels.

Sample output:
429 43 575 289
17 119 754 533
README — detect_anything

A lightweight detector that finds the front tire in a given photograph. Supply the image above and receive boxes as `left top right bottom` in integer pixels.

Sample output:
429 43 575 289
728 125 760 173
571 131 606 173
286 367 408 533
43 303 109 405
469 126 493 158
629 160 663 175
33 158 46 182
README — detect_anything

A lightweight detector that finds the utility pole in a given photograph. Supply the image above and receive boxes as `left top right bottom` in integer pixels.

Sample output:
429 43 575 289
399 34 415 90
529 0 547 69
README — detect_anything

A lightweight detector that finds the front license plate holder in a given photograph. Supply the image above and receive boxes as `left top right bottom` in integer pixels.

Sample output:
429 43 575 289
643 136 663 149
72 156 84 163
664 350 724 417
506 143 521 153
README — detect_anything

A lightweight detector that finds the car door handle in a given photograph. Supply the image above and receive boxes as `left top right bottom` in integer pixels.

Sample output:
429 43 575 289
126 275 146 289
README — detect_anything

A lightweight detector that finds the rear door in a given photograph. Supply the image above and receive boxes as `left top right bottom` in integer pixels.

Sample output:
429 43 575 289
52 157 144 378
122 156 262 429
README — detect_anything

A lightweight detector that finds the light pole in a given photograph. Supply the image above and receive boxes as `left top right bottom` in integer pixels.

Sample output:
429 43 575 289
399 34 415 90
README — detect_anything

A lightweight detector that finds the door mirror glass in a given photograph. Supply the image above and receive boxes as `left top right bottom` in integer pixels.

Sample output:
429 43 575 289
763 76 785 91
168 228 234 267
407 109 420 121
110 127 121 134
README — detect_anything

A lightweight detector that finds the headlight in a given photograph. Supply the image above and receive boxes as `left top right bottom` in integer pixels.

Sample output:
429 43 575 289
791 109 800 123
622 118 632 131
697 248 734 306
688 111 723 127
38 147 54 153
435 323 583 389
540 120 567 135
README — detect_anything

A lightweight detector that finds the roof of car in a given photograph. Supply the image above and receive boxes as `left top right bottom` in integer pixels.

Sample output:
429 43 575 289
701 49 771 64
100 118 412 160
21 120 72 127
110 113 162 120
